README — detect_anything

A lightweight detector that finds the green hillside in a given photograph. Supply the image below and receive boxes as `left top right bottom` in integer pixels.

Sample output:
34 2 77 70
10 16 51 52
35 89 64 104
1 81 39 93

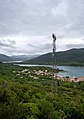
24 48 84 66
0 64 84 119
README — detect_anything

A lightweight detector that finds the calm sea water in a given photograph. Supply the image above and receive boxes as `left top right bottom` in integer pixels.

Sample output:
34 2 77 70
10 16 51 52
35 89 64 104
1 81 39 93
16 64 84 77
57 66 84 77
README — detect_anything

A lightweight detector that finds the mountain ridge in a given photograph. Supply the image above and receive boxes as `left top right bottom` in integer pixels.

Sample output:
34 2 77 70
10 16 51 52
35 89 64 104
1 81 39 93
0 54 39 62
23 48 84 66
1 48 84 66
10 55 39 61
0 54 12 62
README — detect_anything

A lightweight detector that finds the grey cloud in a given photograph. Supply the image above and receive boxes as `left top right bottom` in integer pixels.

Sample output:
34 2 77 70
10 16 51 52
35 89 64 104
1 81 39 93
0 0 83 37
66 43 84 49
0 0 64 36
0 39 16 47
27 42 51 52
2 46 39 55
0 0 84 55
63 0 84 37
27 43 36 48
81 38 84 41
25 42 52 55
40 43 51 50
0 44 30 56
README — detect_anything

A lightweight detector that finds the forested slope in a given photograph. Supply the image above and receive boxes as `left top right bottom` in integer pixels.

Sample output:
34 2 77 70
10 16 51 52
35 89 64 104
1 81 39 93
0 64 84 119
24 48 84 66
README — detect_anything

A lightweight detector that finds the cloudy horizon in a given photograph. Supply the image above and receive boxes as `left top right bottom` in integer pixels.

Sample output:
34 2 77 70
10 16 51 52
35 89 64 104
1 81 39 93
0 0 84 56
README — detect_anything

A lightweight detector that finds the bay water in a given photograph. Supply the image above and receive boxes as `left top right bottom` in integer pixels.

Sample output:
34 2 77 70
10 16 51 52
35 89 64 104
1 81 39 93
15 64 84 77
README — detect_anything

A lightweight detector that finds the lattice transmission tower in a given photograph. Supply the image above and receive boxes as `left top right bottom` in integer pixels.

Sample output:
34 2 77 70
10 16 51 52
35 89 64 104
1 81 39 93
52 33 57 93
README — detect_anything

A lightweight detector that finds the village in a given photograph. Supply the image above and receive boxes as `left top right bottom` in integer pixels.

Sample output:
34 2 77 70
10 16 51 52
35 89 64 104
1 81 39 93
57 75 84 82
13 67 84 83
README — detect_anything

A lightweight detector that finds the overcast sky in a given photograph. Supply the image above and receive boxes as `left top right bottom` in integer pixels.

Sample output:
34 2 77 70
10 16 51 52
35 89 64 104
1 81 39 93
0 0 84 56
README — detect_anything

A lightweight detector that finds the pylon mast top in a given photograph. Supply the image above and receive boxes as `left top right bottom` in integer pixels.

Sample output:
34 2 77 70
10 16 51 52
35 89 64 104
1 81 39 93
52 33 56 65
52 33 56 41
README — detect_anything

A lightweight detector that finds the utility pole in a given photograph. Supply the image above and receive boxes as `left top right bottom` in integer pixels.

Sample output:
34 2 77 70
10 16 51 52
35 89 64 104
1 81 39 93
52 33 57 93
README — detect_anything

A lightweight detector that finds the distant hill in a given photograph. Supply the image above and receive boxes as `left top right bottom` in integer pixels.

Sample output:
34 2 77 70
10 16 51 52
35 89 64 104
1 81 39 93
10 55 39 61
24 48 84 66
0 54 39 63
0 54 12 62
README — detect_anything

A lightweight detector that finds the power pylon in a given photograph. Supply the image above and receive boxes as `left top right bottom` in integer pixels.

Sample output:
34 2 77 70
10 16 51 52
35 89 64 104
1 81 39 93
52 33 57 93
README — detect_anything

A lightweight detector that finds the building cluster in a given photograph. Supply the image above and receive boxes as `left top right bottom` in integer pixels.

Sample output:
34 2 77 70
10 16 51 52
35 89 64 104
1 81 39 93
12 68 52 79
13 68 84 83
57 76 84 82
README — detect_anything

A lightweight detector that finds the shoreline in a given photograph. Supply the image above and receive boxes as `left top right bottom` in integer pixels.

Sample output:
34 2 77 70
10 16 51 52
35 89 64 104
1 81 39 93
57 76 84 82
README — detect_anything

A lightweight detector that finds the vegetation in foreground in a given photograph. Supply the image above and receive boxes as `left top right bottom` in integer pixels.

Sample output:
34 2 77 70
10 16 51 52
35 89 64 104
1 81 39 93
0 63 84 119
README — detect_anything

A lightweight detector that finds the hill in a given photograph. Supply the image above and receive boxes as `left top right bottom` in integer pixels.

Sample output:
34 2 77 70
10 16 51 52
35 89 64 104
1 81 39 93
0 54 12 62
10 54 39 61
0 63 84 119
0 54 39 63
24 48 84 66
